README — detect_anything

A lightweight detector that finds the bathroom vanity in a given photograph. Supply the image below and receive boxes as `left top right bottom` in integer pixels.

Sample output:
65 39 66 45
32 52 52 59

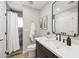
36 41 58 58
35 37 79 58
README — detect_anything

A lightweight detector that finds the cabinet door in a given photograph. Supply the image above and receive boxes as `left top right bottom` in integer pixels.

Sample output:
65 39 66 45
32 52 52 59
36 47 46 58
36 41 59 58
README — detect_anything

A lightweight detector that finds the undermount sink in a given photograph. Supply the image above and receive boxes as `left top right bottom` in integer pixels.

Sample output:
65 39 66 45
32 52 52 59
45 38 67 49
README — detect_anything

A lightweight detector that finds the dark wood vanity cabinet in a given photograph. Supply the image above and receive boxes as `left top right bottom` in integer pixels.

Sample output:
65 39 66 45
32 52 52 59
36 41 58 58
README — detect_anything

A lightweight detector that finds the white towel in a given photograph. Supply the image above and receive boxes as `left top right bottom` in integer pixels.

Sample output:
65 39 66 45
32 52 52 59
30 22 36 42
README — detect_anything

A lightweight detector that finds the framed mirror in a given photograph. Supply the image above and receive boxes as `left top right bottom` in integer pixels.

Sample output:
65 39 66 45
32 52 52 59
52 1 79 36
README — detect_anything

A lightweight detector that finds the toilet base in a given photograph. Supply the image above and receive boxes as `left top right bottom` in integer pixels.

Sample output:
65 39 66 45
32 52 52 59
27 50 36 58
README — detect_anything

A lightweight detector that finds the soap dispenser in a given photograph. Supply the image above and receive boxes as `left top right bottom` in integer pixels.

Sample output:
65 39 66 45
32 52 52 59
67 35 71 46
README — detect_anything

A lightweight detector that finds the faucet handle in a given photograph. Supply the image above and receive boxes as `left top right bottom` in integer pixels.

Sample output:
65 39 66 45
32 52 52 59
63 39 66 43
56 35 58 40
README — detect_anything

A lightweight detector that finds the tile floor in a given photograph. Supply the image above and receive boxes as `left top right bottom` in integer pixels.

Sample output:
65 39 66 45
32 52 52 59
7 51 28 58
10 53 28 58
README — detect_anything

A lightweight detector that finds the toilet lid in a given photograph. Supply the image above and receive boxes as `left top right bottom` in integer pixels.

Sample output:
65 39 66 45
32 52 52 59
27 44 36 49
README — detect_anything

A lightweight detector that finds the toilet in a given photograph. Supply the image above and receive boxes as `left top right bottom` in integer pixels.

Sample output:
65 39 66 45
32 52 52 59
27 44 36 58
27 22 36 58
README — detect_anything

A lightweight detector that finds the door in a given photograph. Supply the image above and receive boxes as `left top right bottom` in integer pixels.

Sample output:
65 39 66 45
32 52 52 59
0 2 6 58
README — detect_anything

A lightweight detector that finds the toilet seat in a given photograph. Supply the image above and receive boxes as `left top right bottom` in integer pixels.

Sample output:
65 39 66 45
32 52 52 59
27 44 36 51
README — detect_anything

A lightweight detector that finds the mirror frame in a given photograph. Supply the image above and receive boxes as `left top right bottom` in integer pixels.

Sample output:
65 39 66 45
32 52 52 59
52 1 79 37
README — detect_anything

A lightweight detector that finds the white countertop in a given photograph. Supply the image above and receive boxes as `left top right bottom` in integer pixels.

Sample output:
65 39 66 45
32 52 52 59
35 36 79 58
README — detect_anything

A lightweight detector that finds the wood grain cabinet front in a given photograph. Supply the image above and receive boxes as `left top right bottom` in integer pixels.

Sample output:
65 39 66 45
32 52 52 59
36 41 58 58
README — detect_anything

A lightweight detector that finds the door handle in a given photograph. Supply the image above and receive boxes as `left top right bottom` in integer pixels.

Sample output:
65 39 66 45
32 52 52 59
0 39 3 41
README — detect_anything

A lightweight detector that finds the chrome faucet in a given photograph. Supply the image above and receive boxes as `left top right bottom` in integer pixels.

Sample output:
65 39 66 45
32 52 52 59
56 34 58 40
56 33 61 41
59 34 61 41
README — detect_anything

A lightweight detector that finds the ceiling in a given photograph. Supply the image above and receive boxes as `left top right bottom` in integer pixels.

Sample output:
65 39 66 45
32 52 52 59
7 1 49 12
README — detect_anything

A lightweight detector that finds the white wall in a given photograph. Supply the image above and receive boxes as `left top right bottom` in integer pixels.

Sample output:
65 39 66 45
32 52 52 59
23 1 54 51
0 1 6 57
39 1 54 36
23 1 55 51
23 6 40 51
